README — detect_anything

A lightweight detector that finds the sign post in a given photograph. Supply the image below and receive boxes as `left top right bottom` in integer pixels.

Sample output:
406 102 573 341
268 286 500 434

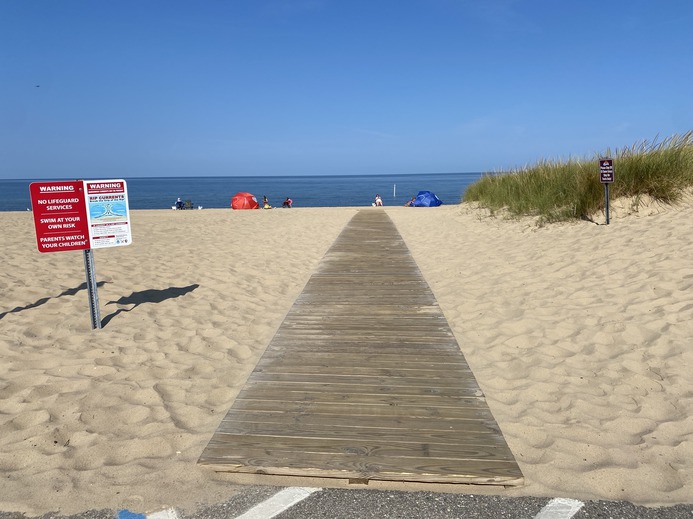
83 248 101 329
30 179 132 329
599 159 615 225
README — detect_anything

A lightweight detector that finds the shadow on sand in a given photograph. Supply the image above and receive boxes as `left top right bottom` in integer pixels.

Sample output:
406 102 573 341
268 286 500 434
0 281 108 320
102 284 199 327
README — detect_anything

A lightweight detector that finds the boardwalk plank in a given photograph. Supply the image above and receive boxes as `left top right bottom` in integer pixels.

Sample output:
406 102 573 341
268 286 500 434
209 423 503 444
235 390 488 407
246 372 484 389
199 210 523 486
239 382 480 399
215 410 501 431
202 436 517 462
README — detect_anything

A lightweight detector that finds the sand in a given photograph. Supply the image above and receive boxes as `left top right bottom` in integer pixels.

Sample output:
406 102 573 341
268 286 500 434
1 201 691 515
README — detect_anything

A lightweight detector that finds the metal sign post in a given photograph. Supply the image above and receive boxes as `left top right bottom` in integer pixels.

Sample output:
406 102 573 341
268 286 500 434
599 159 615 225
83 249 102 329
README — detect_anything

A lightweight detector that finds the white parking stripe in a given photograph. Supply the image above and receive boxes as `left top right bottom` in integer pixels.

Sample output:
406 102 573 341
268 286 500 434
534 498 585 519
234 487 322 519
147 509 179 519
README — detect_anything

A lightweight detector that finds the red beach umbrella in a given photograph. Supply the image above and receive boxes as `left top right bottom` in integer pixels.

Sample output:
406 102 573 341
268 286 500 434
231 192 259 210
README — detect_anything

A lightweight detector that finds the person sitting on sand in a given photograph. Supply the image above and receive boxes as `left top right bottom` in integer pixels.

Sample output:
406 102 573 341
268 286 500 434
282 197 293 208
374 194 383 206
263 195 272 209
404 196 416 207
175 197 184 210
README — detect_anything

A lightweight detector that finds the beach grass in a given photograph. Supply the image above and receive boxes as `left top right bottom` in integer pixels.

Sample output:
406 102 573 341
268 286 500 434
463 131 693 223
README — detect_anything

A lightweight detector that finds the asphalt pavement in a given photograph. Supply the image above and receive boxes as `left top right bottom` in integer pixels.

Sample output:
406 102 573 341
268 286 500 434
3 487 692 519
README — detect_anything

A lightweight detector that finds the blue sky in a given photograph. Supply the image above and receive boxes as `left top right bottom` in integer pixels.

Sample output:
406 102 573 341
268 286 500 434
1 0 692 179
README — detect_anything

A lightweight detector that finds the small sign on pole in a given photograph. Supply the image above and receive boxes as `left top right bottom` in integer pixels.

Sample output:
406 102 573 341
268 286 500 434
599 159 614 224
30 179 132 329
600 159 614 184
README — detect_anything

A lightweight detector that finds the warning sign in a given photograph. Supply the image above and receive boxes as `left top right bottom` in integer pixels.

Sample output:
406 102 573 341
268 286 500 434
84 180 132 249
30 181 91 253
30 179 132 253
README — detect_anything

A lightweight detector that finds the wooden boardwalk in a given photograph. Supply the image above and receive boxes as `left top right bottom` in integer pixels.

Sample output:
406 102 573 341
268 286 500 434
198 210 523 486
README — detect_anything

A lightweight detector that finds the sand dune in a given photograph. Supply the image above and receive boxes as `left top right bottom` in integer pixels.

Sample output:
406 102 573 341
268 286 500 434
391 201 693 505
0 202 691 515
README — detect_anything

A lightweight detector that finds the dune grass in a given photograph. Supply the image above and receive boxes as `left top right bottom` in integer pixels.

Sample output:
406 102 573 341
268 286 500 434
463 131 693 223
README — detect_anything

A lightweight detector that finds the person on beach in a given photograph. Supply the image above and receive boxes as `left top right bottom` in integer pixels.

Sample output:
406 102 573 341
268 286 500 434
175 197 184 210
282 197 293 208
374 194 383 206
404 196 416 207
263 196 272 209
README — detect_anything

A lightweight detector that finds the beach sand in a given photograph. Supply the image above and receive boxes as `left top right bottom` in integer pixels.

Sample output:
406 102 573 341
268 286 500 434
1 202 691 515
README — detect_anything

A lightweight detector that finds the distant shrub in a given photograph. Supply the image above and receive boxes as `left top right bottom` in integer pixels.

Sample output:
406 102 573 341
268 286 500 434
463 131 693 223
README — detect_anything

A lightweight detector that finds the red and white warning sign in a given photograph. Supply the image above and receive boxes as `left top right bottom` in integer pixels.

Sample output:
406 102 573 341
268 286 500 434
29 181 91 253
30 179 132 253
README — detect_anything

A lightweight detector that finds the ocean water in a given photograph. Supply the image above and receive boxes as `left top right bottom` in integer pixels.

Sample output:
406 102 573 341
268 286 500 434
1 172 482 212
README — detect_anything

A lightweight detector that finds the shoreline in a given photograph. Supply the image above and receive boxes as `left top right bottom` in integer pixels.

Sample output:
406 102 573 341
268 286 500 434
1 203 692 514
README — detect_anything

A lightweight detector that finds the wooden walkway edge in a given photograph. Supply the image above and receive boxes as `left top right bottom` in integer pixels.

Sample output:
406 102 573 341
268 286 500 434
198 210 523 486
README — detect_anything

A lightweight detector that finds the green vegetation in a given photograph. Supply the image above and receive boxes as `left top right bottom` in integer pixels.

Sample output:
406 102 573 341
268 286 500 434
463 131 693 223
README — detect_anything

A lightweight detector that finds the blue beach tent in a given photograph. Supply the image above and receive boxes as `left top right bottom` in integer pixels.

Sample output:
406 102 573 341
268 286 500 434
412 190 443 207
